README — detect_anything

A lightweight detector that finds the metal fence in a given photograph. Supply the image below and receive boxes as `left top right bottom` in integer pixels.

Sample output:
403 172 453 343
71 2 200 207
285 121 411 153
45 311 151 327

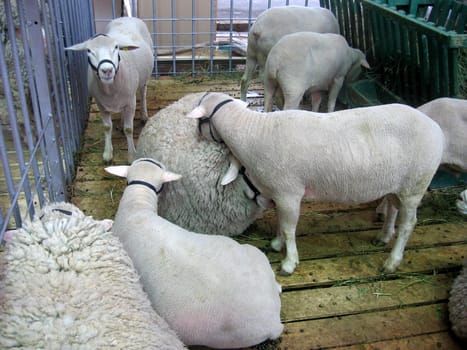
1 0 323 239
0 0 93 238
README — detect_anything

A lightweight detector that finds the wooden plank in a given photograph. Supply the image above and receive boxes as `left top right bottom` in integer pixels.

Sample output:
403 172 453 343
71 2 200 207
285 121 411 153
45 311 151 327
279 304 459 350
274 244 466 289
334 332 462 350
281 273 454 321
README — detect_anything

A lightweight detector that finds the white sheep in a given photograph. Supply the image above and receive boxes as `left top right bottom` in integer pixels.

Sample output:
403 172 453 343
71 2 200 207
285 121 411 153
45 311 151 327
449 260 467 341
187 92 445 275
240 6 340 101
66 17 154 163
263 32 370 112
0 202 186 349
105 158 283 349
136 92 270 236
417 97 467 173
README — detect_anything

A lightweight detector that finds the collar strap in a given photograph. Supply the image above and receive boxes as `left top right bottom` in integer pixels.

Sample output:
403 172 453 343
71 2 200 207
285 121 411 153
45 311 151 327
88 54 121 78
198 99 233 143
127 159 165 194
239 167 261 204
127 180 164 195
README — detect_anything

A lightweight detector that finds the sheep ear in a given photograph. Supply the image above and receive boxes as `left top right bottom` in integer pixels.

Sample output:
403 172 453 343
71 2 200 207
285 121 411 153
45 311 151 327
161 170 182 183
65 41 88 51
221 155 242 185
361 58 370 69
105 165 130 178
186 106 207 119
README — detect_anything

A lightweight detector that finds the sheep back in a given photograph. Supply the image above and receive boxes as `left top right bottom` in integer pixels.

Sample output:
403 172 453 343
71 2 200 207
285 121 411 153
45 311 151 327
449 261 467 342
0 202 185 349
136 93 262 236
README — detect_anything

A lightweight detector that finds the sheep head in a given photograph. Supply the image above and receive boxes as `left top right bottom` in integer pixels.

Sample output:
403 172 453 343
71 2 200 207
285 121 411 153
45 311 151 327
66 34 139 84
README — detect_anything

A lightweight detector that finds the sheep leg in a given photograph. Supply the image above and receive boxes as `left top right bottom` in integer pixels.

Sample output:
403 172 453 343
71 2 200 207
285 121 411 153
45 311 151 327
240 57 257 101
283 92 305 111
311 91 322 112
327 77 344 112
122 106 137 163
101 111 114 163
263 78 278 112
373 195 399 246
273 198 302 275
382 195 421 273
140 83 148 122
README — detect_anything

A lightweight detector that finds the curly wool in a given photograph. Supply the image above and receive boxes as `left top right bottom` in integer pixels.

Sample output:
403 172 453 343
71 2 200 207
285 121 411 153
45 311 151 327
136 92 262 236
0 202 185 349
449 261 467 341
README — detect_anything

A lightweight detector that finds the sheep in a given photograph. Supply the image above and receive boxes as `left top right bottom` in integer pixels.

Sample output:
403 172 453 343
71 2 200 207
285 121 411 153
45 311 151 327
0 202 186 349
136 92 269 236
456 190 467 215
187 92 445 275
417 97 467 173
105 158 283 349
263 32 370 112
449 260 467 342
66 17 154 163
240 6 340 101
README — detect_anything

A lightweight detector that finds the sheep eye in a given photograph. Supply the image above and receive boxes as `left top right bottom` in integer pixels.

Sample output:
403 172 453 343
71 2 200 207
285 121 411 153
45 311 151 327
114 45 118 50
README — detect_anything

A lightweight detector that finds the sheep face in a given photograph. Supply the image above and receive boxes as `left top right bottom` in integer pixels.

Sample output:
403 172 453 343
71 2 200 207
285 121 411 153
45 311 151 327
66 34 139 84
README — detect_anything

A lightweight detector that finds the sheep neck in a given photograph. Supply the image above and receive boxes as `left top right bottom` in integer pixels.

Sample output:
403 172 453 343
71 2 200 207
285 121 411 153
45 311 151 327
120 182 160 214
198 99 233 143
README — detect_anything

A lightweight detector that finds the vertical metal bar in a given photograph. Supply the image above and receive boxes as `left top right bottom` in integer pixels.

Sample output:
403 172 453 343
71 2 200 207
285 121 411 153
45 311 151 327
209 0 215 74
153 0 159 76
228 0 234 72
171 0 176 76
24 0 66 202
192 0 196 77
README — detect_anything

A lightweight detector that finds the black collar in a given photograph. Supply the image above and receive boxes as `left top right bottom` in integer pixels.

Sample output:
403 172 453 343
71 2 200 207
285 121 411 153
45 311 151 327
127 159 165 195
198 99 233 143
239 167 262 205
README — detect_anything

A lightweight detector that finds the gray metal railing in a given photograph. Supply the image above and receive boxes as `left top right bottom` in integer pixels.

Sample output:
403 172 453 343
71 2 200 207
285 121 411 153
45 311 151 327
0 0 94 238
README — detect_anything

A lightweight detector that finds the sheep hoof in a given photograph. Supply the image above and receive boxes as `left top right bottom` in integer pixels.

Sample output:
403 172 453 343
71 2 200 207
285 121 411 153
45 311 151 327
280 259 297 276
381 258 399 274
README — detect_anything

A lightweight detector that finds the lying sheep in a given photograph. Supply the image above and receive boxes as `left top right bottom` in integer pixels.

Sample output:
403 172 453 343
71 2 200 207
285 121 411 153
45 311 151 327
240 6 340 101
263 32 370 112
106 158 283 349
0 202 186 349
66 17 154 163
136 92 267 236
449 260 467 341
417 97 467 173
187 92 444 275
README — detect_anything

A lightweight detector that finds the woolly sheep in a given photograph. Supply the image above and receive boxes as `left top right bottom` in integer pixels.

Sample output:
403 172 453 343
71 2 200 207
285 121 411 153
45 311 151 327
0 202 186 349
449 260 467 342
66 17 154 163
240 6 340 101
105 158 283 348
187 92 445 275
263 32 370 112
136 92 269 236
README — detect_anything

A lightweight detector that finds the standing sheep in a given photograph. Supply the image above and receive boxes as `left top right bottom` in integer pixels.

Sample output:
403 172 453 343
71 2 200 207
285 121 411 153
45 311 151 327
263 32 370 112
66 17 154 163
417 97 467 173
449 260 467 342
240 6 340 101
0 202 186 349
106 158 283 349
136 92 268 236
187 92 445 275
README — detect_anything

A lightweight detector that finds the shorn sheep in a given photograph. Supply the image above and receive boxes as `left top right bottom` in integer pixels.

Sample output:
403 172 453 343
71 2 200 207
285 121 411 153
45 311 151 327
187 92 445 275
0 202 186 349
106 158 283 349
449 260 467 342
240 6 340 101
263 32 370 112
66 17 154 163
136 92 268 236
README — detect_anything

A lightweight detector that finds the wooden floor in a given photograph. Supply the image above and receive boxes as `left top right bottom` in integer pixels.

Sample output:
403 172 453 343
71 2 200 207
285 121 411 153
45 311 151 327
71 77 467 350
